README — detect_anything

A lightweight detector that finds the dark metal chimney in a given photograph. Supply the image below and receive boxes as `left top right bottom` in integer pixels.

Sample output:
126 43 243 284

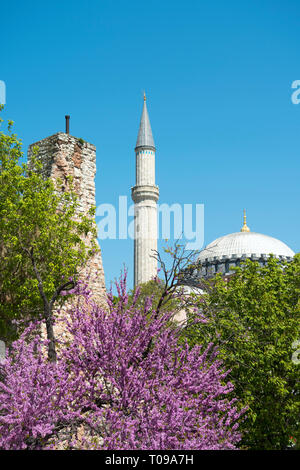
65 115 70 134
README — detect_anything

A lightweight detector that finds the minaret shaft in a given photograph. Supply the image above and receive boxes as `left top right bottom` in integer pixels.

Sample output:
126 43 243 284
132 97 159 286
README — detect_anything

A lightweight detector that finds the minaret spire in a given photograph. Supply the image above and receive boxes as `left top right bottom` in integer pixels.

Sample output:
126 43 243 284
135 92 155 150
132 95 159 286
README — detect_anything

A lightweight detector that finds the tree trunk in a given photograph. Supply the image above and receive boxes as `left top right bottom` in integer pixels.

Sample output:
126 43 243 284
44 303 57 363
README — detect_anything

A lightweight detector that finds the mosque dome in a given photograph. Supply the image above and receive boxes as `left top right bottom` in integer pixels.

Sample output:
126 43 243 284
186 211 295 283
198 231 295 264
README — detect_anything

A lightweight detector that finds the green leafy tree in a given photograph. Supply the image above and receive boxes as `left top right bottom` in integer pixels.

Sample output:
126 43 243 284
128 278 180 314
0 108 98 361
126 243 200 325
183 255 300 449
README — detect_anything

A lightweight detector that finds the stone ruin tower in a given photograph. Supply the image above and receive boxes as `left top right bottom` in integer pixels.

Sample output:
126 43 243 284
27 116 106 306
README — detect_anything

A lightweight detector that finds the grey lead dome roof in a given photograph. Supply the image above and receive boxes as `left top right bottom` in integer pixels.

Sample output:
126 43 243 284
198 231 295 263
136 98 155 149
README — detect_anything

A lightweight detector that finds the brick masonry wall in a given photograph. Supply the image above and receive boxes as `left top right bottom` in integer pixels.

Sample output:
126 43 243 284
28 132 106 306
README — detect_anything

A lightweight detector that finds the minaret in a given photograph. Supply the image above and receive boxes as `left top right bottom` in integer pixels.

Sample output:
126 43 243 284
131 94 159 286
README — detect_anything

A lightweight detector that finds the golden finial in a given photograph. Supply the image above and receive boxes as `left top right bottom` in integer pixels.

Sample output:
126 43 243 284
144 91 146 102
241 209 250 232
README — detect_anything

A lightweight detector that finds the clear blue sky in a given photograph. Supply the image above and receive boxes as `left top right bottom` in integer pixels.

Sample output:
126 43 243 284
1 0 300 288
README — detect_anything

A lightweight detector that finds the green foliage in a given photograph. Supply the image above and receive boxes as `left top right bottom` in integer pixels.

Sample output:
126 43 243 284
128 279 181 315
0 109 98 342
184 256 300 449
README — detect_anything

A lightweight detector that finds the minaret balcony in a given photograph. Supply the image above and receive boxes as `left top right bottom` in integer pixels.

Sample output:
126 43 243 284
131 184 159 203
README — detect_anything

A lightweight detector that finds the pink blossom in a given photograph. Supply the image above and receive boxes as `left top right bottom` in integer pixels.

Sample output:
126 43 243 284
0 273 245 450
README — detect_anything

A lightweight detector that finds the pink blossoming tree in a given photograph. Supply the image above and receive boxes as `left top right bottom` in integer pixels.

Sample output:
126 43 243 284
0 274 245 450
